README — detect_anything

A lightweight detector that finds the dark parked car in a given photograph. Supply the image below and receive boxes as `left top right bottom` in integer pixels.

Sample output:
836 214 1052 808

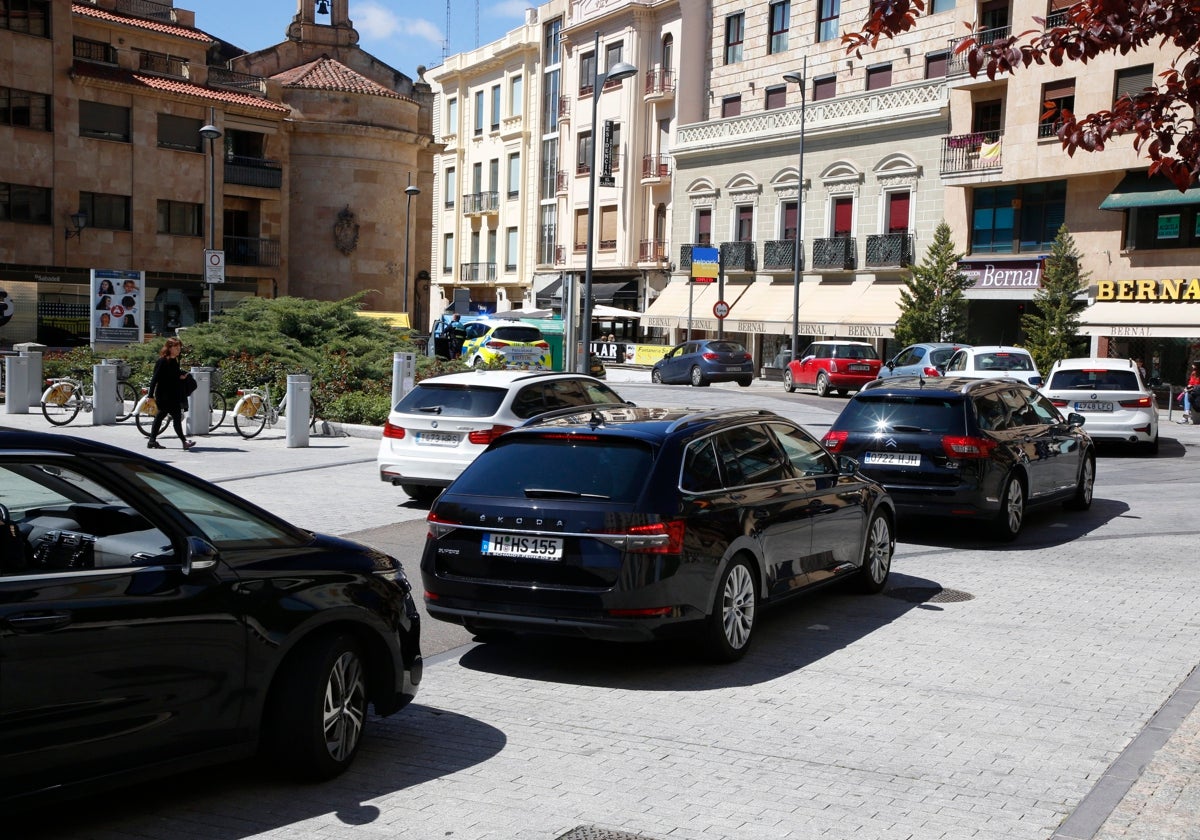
651 339 755 387
821 376 1095 540
0 431 422 806
421 407 895 661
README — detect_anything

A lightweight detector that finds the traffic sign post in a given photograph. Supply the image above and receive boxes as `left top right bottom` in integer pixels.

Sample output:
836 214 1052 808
204 249 225 285
713 300 730 319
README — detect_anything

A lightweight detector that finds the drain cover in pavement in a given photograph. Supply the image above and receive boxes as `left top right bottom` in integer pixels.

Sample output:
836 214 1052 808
885 586 974 603
555 827 662 840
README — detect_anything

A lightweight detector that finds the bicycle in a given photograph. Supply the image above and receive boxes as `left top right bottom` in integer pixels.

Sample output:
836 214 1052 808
134 387 228 436
39 367 139 425
232 379 316 439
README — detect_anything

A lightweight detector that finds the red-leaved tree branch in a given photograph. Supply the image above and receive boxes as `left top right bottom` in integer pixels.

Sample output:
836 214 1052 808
843 0 1200 190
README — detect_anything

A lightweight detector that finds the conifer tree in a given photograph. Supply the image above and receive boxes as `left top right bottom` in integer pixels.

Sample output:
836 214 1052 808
1021 224 1089 373
893 221 972 347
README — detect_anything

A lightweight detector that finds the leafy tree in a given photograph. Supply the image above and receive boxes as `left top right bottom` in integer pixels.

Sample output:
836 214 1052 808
893 221 972 346
1021 224 1089 372
844 0 1200 189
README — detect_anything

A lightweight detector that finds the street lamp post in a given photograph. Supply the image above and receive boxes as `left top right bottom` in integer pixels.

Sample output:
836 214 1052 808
578 32 637 373
403 174 421 326
783 58 807 365
199 113 222 323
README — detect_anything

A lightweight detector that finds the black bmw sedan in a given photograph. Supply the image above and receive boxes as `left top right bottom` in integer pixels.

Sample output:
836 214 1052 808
0 430 422 806
421 407 895 662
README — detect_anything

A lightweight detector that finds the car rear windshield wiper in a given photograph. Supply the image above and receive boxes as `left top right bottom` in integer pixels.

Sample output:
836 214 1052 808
890 424 931 432
524 488 611 500
416 405 444 414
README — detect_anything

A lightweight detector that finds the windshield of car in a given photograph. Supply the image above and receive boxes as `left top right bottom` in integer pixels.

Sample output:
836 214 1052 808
836 395 967 435
833 344 881 360
976 352 1034 371
492 326 543 343
450 436 654 503
929 347 958 366
1048 369 1140 391
706 341 747 354
394 384 507 417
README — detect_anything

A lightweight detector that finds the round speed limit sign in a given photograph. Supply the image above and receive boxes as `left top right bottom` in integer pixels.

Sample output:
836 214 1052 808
713 300 730 319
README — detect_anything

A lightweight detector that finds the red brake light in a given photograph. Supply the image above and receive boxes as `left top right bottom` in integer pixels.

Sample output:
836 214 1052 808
426 510 458 539
535 341 550 349
942 435 998 459
468 425 512 444
702 352 720 361
922 366 941 377
619 520 686 554
822 430 849 453
1050 399 1068 408
485 340 508 349
1119 396 1152 408
383 421 406 439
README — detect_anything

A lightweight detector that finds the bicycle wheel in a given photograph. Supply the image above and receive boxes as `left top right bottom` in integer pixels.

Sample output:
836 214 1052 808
134 396 158 437
41 383 81 426
115 381 138 422
208 392 228 432
234 394 267 438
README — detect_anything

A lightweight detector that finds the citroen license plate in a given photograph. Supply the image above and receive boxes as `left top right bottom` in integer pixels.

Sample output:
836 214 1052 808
482 533 563 560
863 451 921 467
1076 401 1114 412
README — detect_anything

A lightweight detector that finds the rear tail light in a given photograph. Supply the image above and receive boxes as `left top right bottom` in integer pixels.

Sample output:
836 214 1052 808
702 352 720 361
485 340 509 350
1119 396 1153 408
426 510 458 539
467 425 513 444
941 435 998 459
922 366 941 377
741 353 752 362
828 360 840 373
383 421 406 439
1050 398 1068 407
535 341 550 349
609 606 675 617
613 520 686 554
822 430 849 453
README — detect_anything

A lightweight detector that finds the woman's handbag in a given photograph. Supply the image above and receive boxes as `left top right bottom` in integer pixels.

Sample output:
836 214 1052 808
181 373 198 398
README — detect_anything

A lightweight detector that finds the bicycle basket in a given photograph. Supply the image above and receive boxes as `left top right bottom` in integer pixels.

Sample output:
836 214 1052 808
46 383 75 405
103 360 132 380
210 368 223 389
236 394 263 417
139 397 158 415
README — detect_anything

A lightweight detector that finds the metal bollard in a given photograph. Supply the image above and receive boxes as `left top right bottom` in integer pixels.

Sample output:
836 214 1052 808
21 350 43 410
185 367 212 436
286 374 311 448
391 351 415 409
4 355 30 414
91 363 119 425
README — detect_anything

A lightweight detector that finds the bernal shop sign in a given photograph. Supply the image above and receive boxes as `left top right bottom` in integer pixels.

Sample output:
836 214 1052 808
958 259 1044 289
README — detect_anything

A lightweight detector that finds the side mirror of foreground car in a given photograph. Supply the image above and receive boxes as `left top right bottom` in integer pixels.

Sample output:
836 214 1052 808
838 454 860 476
1066 412 1086 428
184 535 220 574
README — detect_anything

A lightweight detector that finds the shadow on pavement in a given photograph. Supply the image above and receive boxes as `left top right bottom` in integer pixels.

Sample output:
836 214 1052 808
8 704 504 838
895 495 1131 551
454 572 940 690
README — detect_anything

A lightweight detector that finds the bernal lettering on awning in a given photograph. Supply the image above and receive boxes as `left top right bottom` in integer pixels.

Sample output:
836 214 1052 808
1095 279 1200 301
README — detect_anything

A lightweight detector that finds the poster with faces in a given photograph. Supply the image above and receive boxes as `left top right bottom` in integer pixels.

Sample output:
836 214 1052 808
91 269 144 346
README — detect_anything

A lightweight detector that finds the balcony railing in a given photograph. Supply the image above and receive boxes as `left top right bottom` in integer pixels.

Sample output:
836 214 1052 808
720 241 757 272
947 25 1012 76
460 262 497 283
558 95 571 121
644 68 675 97
224 236 280 267
941 130 1003 174
137 50 189 79
74 39 118 64
763 239 803 272
225 156 283 189
812 237 857 271
865 233 914 268
555 245 566 265
556 169 569 193
207 66 267 96
642 153 672 180
639 240 668 263
463 192 500 215
1038 120 1063 138
116 0 176 22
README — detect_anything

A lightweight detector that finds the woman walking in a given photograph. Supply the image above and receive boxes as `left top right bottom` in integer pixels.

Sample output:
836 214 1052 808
146 337 195 450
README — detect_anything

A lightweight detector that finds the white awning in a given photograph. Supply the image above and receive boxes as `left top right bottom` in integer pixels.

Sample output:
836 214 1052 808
643 281 720 330
1079 301 1200 337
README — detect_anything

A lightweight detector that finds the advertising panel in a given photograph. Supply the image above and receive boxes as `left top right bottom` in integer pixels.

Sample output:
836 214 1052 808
91 269 144 346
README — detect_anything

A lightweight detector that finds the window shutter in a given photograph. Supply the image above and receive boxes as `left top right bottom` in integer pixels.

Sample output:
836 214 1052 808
925 52 948 79
866 64 892 90
1115 65 1154 100
834 197 853 236
600 205 618 242
888 192 910 234
1043 79 1075 100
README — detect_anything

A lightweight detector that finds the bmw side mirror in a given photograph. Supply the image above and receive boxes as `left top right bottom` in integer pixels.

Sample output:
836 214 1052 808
838 454 859 476
1066 412 1085 428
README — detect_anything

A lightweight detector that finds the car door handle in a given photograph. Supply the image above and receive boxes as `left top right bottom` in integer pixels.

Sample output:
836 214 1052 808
6 611 72 631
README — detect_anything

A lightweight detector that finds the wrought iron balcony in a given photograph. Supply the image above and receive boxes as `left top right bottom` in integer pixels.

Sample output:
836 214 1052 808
811 237 857 271
558 95 571 121
644 68 675 98
555 245 566 265
947 25 1012 76
556 169 569 193
208 66 267 96
460 262 497 283
641 153 672 180
463 192 500 215
116 0 176 22
225 156 283 189
678 241 713 272
763 239 803 272
639 240 668 263
137 50 189 79
720 241 757 272
224 236 280 267
941 130 1003 174
865 233 914 268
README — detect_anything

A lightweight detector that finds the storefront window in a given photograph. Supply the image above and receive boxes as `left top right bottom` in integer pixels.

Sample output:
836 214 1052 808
1126 205 1200 250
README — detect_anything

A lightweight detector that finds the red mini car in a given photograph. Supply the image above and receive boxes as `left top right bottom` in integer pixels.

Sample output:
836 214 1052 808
784 340 882 397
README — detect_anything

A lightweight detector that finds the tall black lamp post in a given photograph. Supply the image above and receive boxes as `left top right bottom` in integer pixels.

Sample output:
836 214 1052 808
578 32 637 373
199 115 222 323
783 58 807 364
403 174 421 326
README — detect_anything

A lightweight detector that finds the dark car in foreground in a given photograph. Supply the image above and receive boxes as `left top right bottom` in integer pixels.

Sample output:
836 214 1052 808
821 376 1095 540
0 431 422 806
651 339 755 386
421 407 895 661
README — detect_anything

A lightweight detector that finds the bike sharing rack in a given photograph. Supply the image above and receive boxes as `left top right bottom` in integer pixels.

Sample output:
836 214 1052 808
3 342 46 415
185 367 214 438
285 373 311 448
91 362 120 425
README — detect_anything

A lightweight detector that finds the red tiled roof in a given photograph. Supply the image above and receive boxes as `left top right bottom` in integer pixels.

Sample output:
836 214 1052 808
71 61 292 113
273 56 404 99
72 2 215 43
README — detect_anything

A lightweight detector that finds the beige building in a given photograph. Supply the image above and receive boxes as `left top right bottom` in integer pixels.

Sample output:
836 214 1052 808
1 0 434 348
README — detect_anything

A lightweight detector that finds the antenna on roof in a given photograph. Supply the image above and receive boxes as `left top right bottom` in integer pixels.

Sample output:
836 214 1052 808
443 0 450 63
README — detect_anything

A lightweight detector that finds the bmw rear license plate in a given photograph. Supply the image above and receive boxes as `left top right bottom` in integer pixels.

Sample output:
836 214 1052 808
482 533 563 560
417 431 459 446
863 451 921 466
1076 401 1114 412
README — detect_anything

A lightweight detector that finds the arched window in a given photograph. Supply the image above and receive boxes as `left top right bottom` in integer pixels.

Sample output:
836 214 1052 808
661 34 673 72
